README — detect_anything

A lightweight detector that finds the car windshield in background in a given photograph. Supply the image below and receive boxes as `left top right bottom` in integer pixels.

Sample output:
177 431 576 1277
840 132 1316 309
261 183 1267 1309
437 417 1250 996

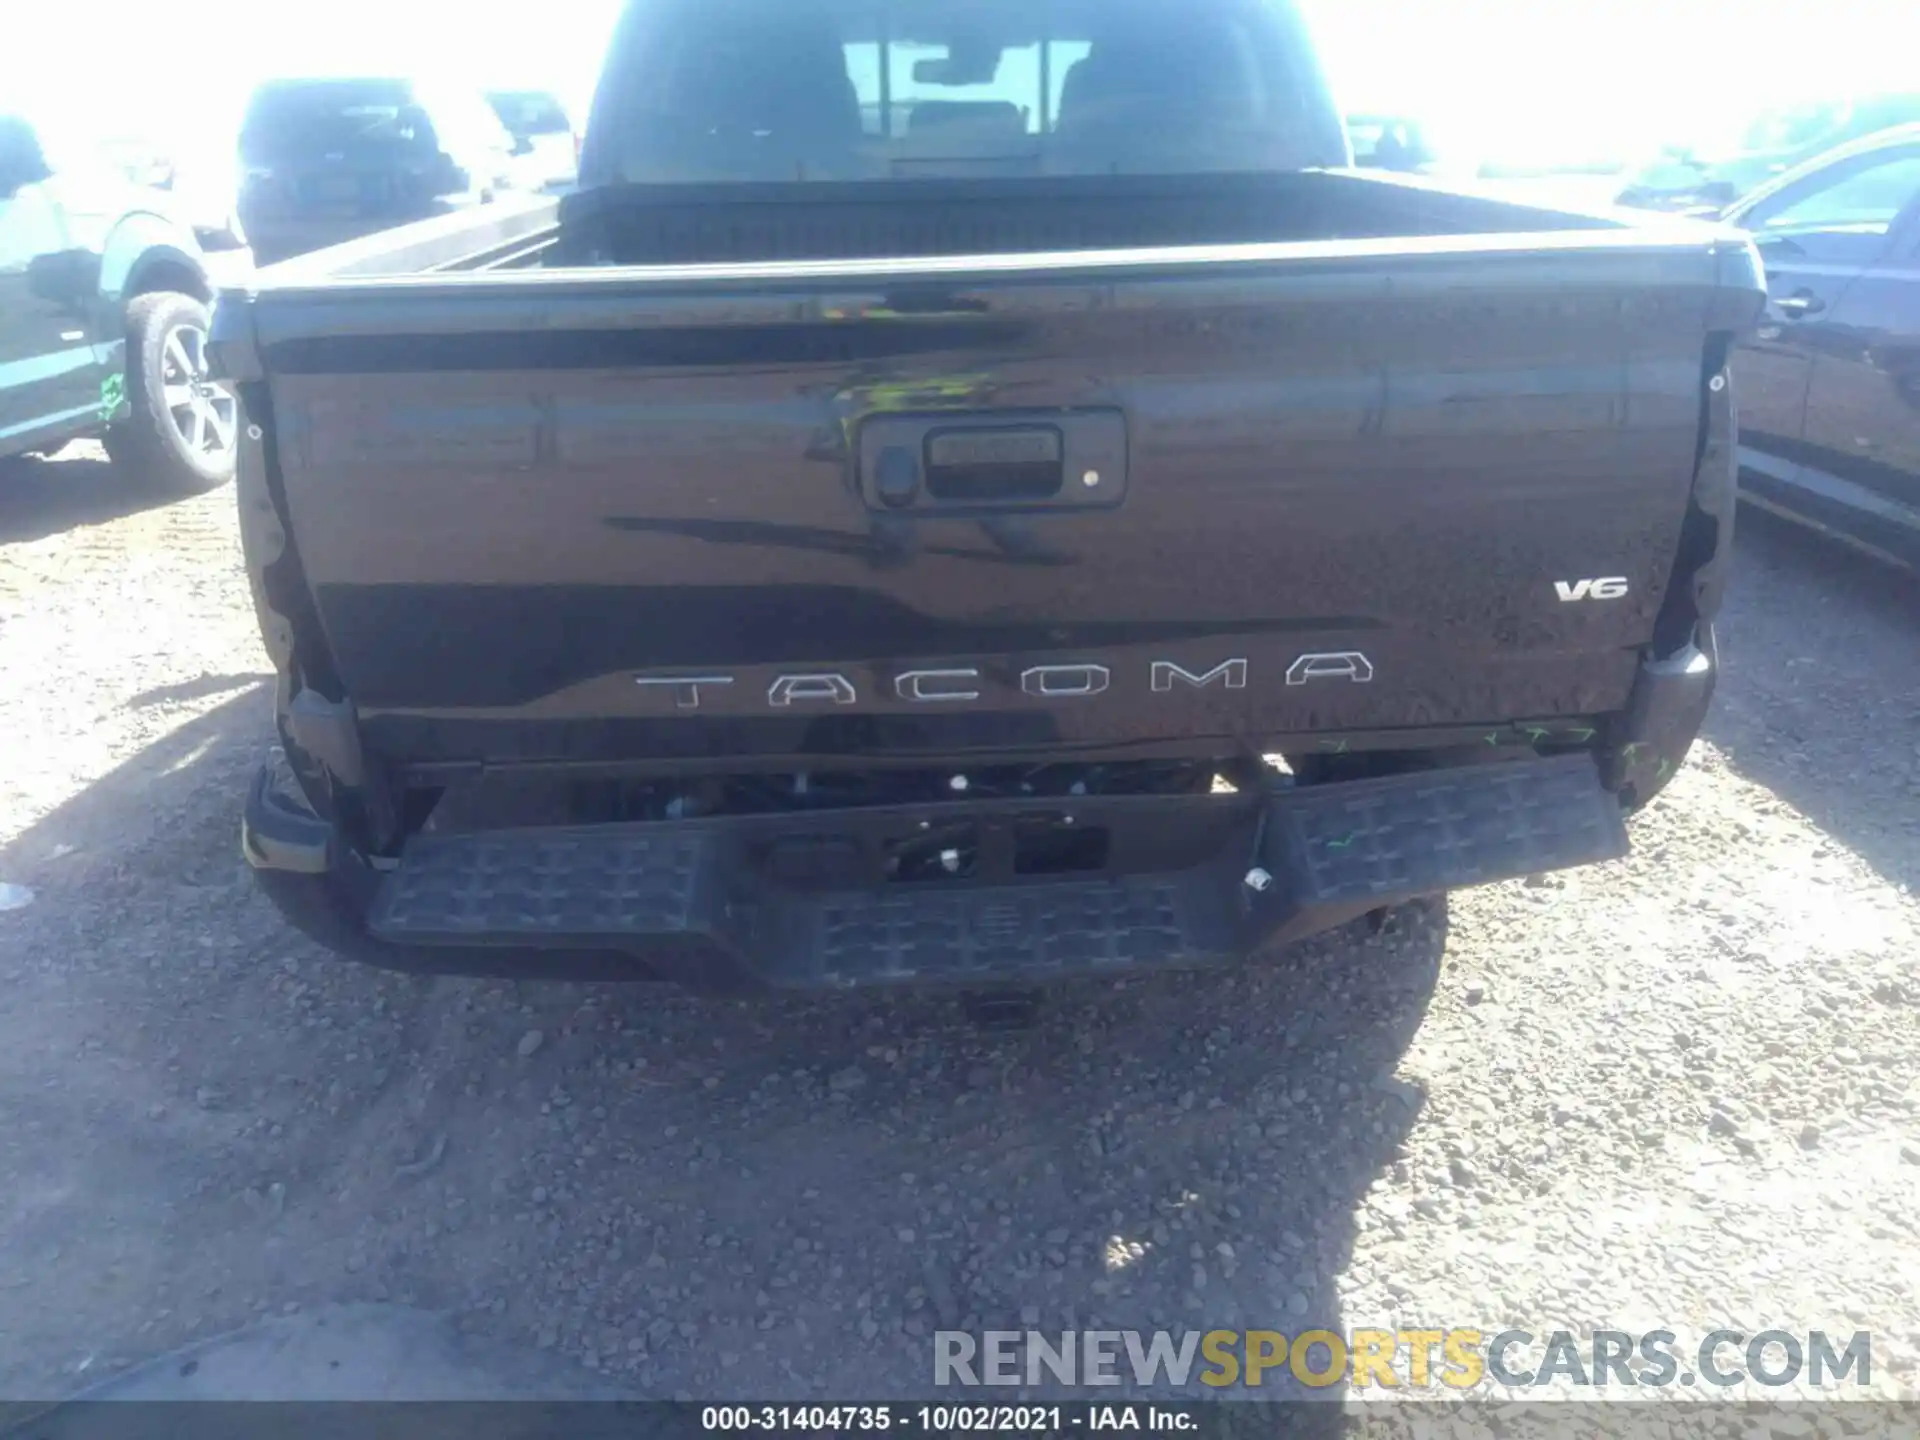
240 79 428 162
488 91 571 139
1757 152 1920 236
579 0 1346 187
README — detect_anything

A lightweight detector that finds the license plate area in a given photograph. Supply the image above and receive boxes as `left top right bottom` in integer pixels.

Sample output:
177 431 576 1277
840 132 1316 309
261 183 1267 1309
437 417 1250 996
858 409 1127 512
738 793 1248 894
301 174 364 213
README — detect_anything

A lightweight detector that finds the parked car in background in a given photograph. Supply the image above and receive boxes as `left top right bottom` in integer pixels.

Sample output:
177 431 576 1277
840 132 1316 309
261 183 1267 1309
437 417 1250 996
487 90 580 193
237 77 523 265
1727 123 1920 569
1619 93 1920 216
1 112 246 493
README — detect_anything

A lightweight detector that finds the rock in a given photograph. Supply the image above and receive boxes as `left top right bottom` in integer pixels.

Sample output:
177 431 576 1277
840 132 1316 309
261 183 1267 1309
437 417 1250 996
517 1030 545 1059
829 1066 868 1095
0 883 33 912
1798 1122 1821 1150
1464 984 1487 1005
1900 1143 1920 1166
1371 1073 1420 1108
395 1134 449 1179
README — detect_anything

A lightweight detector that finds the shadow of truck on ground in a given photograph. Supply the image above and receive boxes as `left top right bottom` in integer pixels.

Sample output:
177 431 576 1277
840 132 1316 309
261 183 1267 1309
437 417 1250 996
0 683 1441 1426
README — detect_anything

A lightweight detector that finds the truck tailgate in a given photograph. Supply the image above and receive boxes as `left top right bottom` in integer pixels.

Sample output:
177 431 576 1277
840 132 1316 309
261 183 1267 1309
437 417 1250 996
230 232 1757 772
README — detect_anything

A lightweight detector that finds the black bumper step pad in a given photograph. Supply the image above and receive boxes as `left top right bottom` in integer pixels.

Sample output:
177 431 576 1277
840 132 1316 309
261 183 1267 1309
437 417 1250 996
1269 754 1628 907
369 755 1626 986
794 874 1233 987
373 829 708 939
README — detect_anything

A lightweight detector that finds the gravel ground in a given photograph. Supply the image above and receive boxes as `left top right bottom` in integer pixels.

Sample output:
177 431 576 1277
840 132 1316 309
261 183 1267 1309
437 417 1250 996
1 444 1918 1408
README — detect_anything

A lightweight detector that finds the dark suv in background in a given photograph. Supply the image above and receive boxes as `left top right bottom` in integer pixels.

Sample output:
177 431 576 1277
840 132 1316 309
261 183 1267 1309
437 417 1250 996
236 77 523 265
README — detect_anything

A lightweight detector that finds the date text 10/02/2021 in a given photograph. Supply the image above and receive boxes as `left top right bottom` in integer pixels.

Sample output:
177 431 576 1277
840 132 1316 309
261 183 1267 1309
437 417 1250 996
701 1406 1193 1431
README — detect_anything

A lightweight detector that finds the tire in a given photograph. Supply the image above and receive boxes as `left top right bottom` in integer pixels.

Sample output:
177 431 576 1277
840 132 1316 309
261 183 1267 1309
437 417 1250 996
102 291 238 495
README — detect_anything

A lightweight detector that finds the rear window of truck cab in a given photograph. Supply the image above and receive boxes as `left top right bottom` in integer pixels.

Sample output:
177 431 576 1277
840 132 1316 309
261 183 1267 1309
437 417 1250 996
578 0 1347 186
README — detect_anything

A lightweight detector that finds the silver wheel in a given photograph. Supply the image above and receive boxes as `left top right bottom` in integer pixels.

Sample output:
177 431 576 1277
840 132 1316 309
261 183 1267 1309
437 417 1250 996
106 290 235 494
158 323 237 464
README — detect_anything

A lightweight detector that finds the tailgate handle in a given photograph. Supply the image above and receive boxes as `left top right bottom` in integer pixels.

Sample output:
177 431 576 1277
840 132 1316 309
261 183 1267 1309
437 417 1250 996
925 426 1062 502
858 409 1127 513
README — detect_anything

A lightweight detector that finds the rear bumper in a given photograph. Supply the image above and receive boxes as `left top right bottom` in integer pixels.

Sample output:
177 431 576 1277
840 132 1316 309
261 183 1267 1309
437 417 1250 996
1602 633 1717 809
244 638 1713 988
243 637 1728 990
246 750 1637 990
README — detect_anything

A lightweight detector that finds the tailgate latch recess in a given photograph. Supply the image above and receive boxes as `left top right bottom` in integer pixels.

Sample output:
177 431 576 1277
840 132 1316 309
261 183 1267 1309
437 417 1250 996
857 409 1128 513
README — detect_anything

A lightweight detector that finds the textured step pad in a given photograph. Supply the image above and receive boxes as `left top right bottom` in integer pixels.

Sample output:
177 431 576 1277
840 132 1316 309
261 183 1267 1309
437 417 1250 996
369 756 1626 982
372 829 707 940
799 875 1214 987
1275 754 1627 905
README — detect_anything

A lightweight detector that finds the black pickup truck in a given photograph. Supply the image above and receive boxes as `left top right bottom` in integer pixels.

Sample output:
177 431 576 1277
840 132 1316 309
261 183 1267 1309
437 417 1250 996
218 0 1765 992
